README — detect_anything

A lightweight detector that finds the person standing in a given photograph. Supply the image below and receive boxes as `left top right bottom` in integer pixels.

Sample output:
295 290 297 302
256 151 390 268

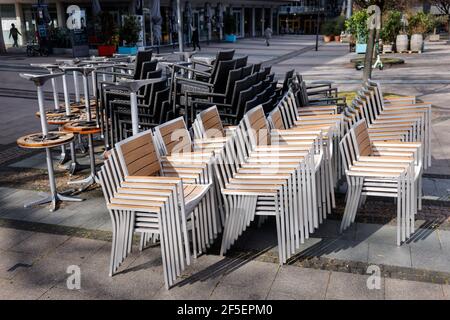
191 26 200 51
264 27 272 46
9 23 21 48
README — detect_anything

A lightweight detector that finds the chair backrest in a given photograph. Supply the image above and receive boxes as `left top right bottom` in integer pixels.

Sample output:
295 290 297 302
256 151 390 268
339 129 358 173
224 68 243 103
235 56 248 68
282 69 295 92
352 119 373 157
256 70 267 83
267 107 286 130
236 86 256 120
253 80 264 94
244 105 270 147
210 49 235 80
196 106 225 139
252 62 261 73
241 65 253 78
153 87 170 124
154 117 192 155
115 129 161 176
212 59 237 93
134 50 153 79
147 68 163 79
141 60 158 78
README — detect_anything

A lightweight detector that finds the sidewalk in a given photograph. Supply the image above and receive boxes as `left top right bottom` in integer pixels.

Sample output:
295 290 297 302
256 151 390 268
0 226 449 300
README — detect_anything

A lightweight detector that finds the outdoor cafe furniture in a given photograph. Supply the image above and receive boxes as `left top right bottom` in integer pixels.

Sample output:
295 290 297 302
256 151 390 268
17 73 83 211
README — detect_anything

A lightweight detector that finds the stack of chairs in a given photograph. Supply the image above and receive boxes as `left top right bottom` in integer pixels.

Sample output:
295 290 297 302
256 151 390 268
98 129 216 288
339 119 423 245
99 56 172 146
190 64 278 125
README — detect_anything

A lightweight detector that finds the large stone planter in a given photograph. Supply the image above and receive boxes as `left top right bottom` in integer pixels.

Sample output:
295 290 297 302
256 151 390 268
396 34 409 53
410 34 423 53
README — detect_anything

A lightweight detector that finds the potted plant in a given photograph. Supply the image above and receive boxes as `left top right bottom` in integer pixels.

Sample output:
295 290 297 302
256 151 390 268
333 16 346 42
345 10 369 53
118 15 141 54
223 13 236 42
380 11 402 53
429 15 446 41
408 12 432 52
97 12 118 57
321 20 335 42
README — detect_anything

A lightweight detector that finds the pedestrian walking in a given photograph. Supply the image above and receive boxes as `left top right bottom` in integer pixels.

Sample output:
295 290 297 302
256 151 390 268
191 26 201 51
9 23 21 48
264 27 272 46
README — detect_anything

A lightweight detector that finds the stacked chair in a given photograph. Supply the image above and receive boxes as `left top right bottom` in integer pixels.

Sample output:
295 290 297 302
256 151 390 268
339 119 423 245
98 130 216 288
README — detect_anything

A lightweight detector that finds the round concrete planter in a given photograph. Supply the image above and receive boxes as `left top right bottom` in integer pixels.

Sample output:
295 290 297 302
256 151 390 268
396 34 409 52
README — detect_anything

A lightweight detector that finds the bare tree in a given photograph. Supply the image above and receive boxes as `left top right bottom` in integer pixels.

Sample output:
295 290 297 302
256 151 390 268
0 16 7 54
430 0 450 31
353 0 408 12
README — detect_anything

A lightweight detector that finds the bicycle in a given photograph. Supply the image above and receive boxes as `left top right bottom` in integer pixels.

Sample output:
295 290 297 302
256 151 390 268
26 41 49 57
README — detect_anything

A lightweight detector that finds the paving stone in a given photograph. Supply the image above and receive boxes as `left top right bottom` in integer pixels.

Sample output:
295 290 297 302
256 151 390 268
325 271 385 300
9 231 69 256
11 256 74 288
38 286 104 300
411 247 450 273
405 227 442 250
210 260 278 300
443 285 450 300
0 278 52 300
267 265 329 299
368 242 412 268
438 229 450 252
385 278 445 300
45 236 107 265
0 249 40 280
0 227 34 250
322 239 369 263
356 223 398 245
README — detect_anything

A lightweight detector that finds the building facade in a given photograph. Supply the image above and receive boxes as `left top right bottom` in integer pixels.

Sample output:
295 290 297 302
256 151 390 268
0 0 287 47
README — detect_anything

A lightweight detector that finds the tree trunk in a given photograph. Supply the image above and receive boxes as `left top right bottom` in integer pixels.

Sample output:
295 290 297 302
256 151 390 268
0 16 7 54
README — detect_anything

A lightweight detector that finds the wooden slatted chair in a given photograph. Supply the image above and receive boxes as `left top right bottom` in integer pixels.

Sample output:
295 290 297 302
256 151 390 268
153 117 222 243
213 127 299 264
365 81 431 168
97 149 186 289
242 106 323 237
114 130 214 257
268 106 336 218
339 120 420 245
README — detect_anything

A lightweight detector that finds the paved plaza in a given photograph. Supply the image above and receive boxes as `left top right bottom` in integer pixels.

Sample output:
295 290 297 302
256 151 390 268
0 35 450 299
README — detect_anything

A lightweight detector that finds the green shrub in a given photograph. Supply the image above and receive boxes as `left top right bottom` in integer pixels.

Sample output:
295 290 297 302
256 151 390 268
345 10 369 44
380 11 402 43
408 12 433 35
119 16 141 46
321 20 335 36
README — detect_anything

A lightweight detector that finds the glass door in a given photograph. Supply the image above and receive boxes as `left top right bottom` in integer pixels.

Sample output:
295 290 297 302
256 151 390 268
233 9 243 37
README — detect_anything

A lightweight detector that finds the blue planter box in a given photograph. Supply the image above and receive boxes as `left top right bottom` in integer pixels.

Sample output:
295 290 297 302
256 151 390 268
224 34 237 43
356 43 367 54
118 46 138 55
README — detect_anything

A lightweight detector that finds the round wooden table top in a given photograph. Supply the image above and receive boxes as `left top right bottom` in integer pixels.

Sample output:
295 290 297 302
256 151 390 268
63 121 101 135
17 132 74 149
47 114 83 125
70 99 97 107
35 109 81 118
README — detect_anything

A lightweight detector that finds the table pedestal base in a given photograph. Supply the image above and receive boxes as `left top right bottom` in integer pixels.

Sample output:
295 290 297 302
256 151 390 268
25 191 83 212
